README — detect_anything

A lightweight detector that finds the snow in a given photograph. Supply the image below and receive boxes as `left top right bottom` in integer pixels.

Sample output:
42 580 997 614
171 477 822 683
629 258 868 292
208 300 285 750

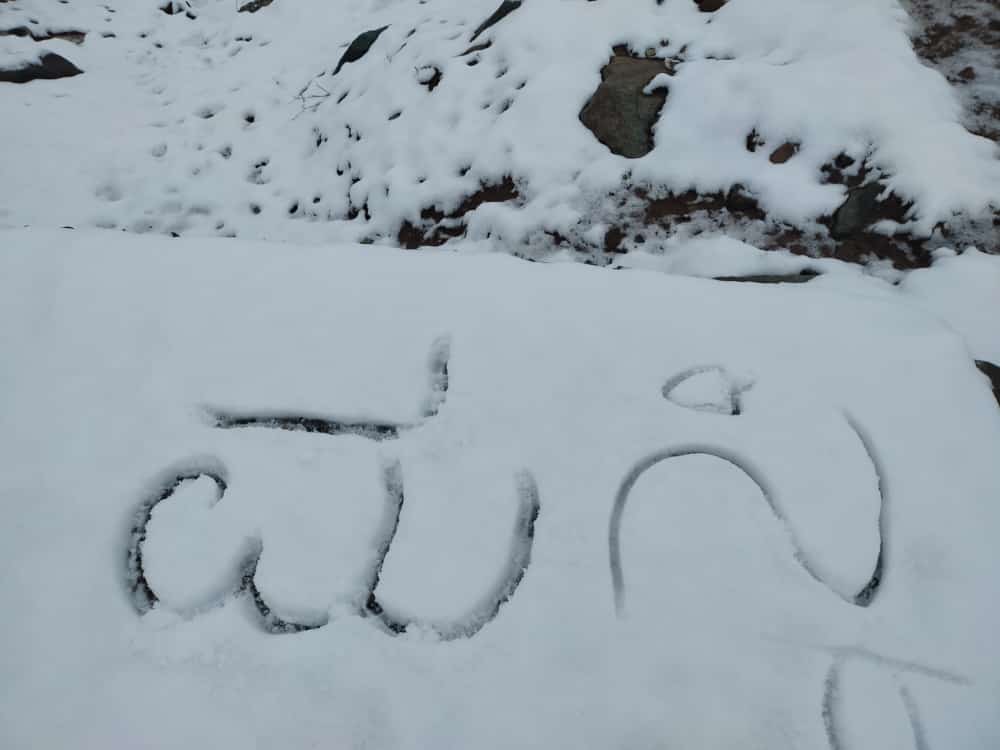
0 35 43 71
0 0 996 252
615 234 855 278
2 226 1000 748
899 247 1000 363
1 0 999 746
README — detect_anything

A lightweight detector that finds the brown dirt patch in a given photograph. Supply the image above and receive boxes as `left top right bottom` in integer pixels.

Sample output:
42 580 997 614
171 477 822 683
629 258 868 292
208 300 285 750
398 177 520 248
902 0 1000 142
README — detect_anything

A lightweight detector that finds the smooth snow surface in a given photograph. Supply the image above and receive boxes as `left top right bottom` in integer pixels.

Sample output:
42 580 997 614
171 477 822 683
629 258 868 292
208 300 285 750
0 0 997 254
2 227 999 749
899 248 1000 363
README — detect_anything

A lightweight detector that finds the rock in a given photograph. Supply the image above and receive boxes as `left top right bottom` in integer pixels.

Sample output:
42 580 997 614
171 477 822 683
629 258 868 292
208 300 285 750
830 182 913 240
830 182 884 239
695 0 728 11
238 0 275 13
715 271 818 284
604 226 625 253
159 1 195 18
579 49 668 158
769 141 799 164
0 53 83 84
976 360 1000 407
334 26 389 75
471 1 522 42
398 177 519 248
643 186 763 224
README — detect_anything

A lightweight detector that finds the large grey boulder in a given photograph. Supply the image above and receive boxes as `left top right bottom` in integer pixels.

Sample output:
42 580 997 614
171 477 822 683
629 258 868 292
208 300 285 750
579 49 668 159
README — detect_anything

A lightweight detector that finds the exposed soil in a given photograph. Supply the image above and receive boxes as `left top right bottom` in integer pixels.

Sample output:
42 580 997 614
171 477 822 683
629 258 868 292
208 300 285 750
398 177 520 248
613 173 934 270
902 0 1000 142
641 184 766 225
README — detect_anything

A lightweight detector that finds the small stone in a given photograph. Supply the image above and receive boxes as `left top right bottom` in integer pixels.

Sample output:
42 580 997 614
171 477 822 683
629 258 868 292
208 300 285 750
237 0 274 12
830 183 882 239
470 1 522 42
604 226 625 253
769 141 799 164
333 26 389 75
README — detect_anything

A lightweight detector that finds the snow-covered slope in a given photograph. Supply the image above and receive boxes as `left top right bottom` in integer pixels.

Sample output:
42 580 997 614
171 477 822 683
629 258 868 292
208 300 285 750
1 227 1000 748
2 2 999 747
1 0 996 266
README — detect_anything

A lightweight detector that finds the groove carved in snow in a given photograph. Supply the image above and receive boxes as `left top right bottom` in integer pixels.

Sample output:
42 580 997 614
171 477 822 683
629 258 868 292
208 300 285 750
608 413 886 614
126 338 540 639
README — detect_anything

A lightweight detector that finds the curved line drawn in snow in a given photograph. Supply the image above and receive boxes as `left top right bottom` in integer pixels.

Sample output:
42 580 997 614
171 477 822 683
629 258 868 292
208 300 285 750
126 459 231 614
822 657 946 750
608 415 886 615
365 468 540 640
843 413 887 607
898 683 933 750
822 659 845 750
661 365 753 415
127 337 540 639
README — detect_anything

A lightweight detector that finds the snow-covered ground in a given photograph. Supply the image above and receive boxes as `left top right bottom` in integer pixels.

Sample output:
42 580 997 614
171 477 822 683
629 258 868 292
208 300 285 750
2 1 999 748
1 227 1000 748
